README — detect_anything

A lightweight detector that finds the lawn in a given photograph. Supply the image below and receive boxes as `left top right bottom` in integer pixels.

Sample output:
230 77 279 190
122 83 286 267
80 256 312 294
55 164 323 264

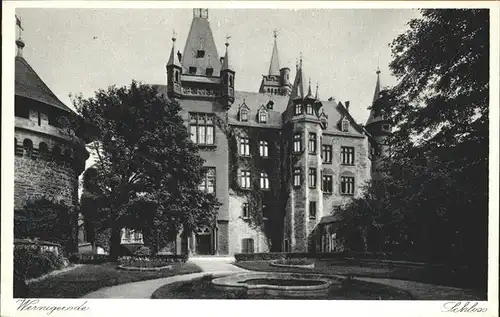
151 274 412 300
25 262 202 298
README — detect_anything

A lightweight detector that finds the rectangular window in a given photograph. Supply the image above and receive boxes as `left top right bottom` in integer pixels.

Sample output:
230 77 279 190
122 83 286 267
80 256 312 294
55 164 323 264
240 110 248 122
293 133 302 153
322 174 333 194
240 137 250 156
240 170 251 189
306 103 313 115
341 176 355 195
293 168 301 187
260 172 269 190
308 133 317 154
259 111 267 123
259 141 269 157
295 103 302 115
189 113 215 145
309 201 316 219
189 66 197 74
199 168 216 194
196 50 205 58
308 168 317 189
341 146 355 165
322 145 332 164
242 203 249 219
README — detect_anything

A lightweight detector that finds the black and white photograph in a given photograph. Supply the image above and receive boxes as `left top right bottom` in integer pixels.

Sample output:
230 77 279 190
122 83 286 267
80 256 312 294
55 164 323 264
2 2 498 315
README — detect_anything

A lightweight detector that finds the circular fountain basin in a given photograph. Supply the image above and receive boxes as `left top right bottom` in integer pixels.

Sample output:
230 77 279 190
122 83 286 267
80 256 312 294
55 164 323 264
212 272 340 298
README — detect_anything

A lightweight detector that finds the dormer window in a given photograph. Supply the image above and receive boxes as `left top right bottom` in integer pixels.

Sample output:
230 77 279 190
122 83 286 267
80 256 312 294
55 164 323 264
240 109 248 122
189 66 197 74
341 118 349 132
196 50 205 58
258 110 267 123
306 103 313 115
206 67 213 77
294 103 302 116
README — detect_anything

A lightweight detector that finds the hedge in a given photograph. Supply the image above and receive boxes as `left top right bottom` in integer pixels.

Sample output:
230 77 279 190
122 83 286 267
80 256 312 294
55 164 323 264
68 253 189 264
14 247 65 280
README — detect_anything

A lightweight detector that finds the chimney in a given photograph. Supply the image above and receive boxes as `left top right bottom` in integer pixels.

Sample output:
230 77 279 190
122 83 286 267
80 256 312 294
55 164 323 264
177 51 182 62
345 101 350 111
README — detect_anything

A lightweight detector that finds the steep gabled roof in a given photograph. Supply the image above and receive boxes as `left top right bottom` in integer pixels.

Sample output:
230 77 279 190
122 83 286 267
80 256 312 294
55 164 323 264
366 69 386 126
290 64 307 100
15 56 73 113
181 16 221 77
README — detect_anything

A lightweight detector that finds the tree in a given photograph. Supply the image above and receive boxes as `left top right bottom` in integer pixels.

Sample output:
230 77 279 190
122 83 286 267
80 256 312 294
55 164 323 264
71 81 221 259
337 9 488 271
14 197 76 253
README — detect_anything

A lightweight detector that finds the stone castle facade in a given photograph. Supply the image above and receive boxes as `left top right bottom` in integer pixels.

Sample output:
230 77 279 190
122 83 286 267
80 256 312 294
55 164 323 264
159 9 389 255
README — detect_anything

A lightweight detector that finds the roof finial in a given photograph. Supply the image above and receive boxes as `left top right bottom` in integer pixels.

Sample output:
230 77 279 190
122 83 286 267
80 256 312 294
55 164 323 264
376 66 381 75
299 52 303 68
207 53 211 67
296 58 299 70
225 35 231 47
315 81 319 100
273 29 278 40
15 15 25 57
172 29 177 42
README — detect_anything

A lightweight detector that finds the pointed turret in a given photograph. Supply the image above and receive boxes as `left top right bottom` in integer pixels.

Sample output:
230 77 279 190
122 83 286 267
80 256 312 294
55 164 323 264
366 68 383 126
290 54 307 100
166 30 182 98
268 31 280 76
305 78 315 101
220 38 235 107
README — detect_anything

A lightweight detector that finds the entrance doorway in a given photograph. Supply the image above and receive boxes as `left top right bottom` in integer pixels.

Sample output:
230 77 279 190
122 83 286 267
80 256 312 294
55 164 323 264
196 234 212 255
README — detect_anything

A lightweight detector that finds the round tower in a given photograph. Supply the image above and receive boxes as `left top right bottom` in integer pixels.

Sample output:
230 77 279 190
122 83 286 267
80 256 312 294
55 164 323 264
280 67 291 96
14 17 92 213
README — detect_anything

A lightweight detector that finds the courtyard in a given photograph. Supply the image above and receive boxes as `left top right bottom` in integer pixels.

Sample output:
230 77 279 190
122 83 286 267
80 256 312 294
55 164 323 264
24 257 485 300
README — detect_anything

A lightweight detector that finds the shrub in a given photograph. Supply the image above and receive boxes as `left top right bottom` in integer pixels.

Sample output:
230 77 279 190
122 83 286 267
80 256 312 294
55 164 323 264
275 258 313 266
119 256 171 268
14 247 65 280
134 246 151 256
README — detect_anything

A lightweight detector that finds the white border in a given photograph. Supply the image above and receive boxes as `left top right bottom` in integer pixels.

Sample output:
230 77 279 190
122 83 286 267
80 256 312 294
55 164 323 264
2 2 499 317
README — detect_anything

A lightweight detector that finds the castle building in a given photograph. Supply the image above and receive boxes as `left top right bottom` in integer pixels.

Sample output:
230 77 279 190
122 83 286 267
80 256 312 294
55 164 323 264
13 16 93 252
156 9 387 255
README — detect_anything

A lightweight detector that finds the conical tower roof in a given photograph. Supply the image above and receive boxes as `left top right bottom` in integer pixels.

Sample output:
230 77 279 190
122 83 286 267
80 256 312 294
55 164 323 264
167 32 182 68
305 78 315 100
15 56 72 113
268 32 280 76
181 11 221 77
221 42 233 72
366 69 385 126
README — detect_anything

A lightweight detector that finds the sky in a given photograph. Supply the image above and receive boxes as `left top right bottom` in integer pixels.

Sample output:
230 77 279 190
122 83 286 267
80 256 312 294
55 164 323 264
15 8 420 125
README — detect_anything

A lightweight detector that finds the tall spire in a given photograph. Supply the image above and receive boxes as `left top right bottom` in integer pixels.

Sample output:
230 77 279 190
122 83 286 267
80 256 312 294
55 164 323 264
167 30 181 67
372 67 381 103
305 77 314 100
221 36 232 71
315 82 319 100
15 15 25 58
268 30 280 76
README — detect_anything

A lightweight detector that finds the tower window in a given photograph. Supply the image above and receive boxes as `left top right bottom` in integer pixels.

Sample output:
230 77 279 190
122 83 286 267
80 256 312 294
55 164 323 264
260 172 269 190
175 71 179 82
189 113 215 145
239 137 250 156
229 75 234 88
240 170 251 189
309 201 317 219
295 103 302 115
341 176 355 195
322 174 333 194
308 168 317 189
308 133 317 154
293 168 302 188
293 133 302 153
196 50 205 58
322 145 332 164
259 140 268 158
306 103 313 115
341 146 355 165
189 66 197 74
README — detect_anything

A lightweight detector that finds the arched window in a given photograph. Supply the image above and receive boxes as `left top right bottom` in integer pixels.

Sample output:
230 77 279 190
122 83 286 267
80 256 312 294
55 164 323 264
240 109 248 122
23 139 33 158
341 118 349 132
39 142 48 160
228 74 233 88
258 110 267 123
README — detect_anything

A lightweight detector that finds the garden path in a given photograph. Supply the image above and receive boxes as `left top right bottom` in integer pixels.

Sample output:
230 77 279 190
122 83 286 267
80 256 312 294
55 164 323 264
82 257 246 298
